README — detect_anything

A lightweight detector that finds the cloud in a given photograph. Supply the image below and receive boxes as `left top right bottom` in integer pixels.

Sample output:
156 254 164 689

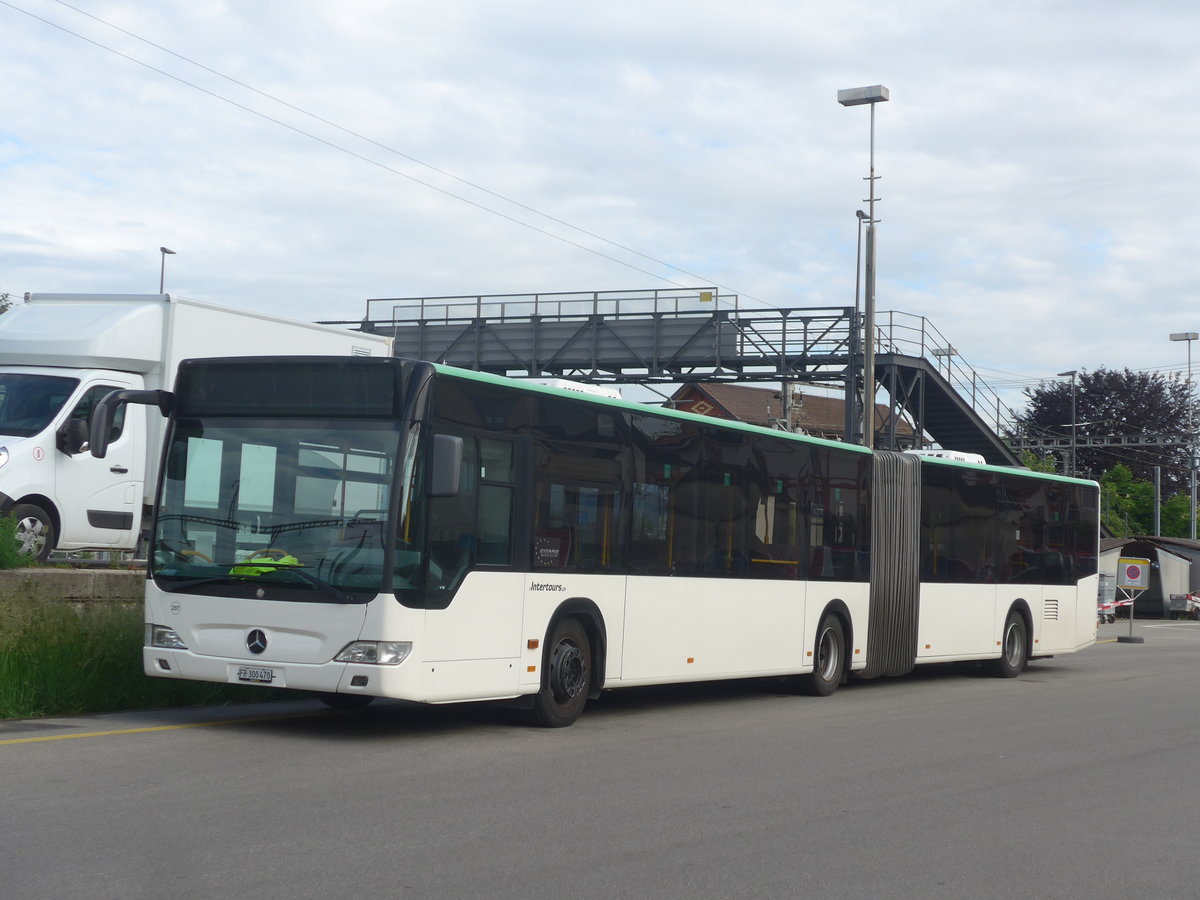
1 0 1198 406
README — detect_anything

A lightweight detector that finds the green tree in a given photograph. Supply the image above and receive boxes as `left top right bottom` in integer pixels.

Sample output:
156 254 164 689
0 292 12 315
1016 367 1191 490
1098 463 1196 537
1100 464 1156 537
1160 492 1194 538
1018 449 1057 473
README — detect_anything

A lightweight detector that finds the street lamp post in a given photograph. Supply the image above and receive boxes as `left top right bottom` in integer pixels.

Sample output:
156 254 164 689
839 85 889 447
847 209 869 444
1170 332 1198 540
1058 370 1078 478
854 209 869 318
159 246 176 293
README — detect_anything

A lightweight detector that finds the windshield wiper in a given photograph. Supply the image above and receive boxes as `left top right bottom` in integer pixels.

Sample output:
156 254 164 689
157 575 241 593
158 565 356 603
221 562 357 604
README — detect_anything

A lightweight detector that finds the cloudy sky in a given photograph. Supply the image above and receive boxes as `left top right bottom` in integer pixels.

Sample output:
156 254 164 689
2 0 1198 414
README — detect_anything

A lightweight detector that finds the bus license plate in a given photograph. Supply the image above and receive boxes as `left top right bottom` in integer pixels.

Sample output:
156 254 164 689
235 666 275 684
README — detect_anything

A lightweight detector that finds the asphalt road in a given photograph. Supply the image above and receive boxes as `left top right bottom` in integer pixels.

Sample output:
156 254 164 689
2 619 1197 900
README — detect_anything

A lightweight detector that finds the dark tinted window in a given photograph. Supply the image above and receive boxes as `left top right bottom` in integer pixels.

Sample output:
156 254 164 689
921 464 1000 583
425 375 873 590
432 377 532 431
922 462 1099 586
424 434 518 592
627 414 869 582
629 414 704 575
531 396 627 572
747 437 811 581
175 358 402 418
808 446 871 581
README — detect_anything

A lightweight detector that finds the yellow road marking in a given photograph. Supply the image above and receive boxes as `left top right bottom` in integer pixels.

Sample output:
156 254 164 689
0 710 321 746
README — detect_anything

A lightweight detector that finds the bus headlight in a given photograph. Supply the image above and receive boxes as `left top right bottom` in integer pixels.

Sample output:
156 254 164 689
334 641 412 665
146 623 188 650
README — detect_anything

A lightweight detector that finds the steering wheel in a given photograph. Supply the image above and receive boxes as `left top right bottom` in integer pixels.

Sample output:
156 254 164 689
241 547 292 562
180 549 213 563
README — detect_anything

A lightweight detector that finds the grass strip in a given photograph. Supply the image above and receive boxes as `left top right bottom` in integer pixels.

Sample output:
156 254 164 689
0 597 279 720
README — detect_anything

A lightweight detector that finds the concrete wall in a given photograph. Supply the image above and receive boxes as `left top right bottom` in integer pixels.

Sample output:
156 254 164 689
0 568 144 602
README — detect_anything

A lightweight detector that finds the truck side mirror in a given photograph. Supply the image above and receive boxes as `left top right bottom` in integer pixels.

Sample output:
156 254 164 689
428 434 462 497
90 389 174 459
56 419 90 455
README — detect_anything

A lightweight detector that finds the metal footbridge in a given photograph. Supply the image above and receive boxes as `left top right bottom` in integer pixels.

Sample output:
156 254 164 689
328 287 1023 466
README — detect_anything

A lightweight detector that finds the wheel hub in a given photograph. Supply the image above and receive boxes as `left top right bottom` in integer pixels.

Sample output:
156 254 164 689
817 627 840 680
16 517 47 557
550 641 586 700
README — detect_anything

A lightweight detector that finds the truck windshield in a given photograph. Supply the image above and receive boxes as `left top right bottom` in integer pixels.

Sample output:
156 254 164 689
152 418 404 601
0 373 80 437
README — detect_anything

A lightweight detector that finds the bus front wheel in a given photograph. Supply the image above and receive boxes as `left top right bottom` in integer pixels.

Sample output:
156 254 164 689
986 611 1028 678
794 614 845 697
529 617 591 728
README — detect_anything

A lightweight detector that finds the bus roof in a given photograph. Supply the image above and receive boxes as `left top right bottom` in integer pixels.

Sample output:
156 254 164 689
916 450 1099 488
433 362 873 455
434 363 1100 488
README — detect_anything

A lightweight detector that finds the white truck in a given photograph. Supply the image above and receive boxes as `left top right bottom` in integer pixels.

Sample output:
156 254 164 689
0 293 392 560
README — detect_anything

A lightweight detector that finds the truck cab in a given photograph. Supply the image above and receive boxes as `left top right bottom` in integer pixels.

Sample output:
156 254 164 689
0 366 147 559
0 292 392 561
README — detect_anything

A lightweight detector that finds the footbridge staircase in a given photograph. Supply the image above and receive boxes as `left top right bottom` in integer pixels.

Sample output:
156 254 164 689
328 288 1024 467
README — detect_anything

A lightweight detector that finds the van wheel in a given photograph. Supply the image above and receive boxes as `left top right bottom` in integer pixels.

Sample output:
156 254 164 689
529 618 591 727
986 611 1028 678
11 504 54 562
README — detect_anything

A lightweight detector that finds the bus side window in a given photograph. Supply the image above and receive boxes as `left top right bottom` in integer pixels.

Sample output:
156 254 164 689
426 436 515 582
427 437 479 586
477 439 514 566
532 398 629 573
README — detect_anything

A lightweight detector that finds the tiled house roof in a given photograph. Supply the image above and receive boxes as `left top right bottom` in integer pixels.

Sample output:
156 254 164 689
669 382 915 443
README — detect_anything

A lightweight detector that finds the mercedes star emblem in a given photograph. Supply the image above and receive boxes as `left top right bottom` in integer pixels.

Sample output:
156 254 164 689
246 629 268 654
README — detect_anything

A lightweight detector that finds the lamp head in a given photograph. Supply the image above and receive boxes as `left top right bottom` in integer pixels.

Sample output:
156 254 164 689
838 85 890 107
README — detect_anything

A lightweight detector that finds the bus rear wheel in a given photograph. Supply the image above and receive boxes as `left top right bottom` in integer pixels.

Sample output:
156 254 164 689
529 617 591 728
986 611 1028 678
794 614 845 697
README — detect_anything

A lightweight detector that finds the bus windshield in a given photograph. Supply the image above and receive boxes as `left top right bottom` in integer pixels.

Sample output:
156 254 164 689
152 418 406 601
0 373 80 437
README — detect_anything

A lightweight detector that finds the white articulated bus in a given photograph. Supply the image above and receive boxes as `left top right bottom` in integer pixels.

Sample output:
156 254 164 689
92 357 1100 727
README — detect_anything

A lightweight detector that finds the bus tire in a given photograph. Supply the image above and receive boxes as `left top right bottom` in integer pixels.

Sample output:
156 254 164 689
796 614 845 697
987 611 1028 678
317 692 375 710
529 617 591 728
11 503 54 562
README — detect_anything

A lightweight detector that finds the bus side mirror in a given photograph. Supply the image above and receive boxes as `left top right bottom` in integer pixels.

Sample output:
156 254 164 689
90 389 173 459
428 434 462 497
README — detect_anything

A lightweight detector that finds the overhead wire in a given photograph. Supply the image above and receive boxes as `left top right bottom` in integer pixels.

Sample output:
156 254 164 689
11 0 1193 424
4 0 769 305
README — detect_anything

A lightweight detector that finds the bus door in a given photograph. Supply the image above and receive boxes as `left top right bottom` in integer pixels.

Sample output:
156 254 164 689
420 433 524 698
